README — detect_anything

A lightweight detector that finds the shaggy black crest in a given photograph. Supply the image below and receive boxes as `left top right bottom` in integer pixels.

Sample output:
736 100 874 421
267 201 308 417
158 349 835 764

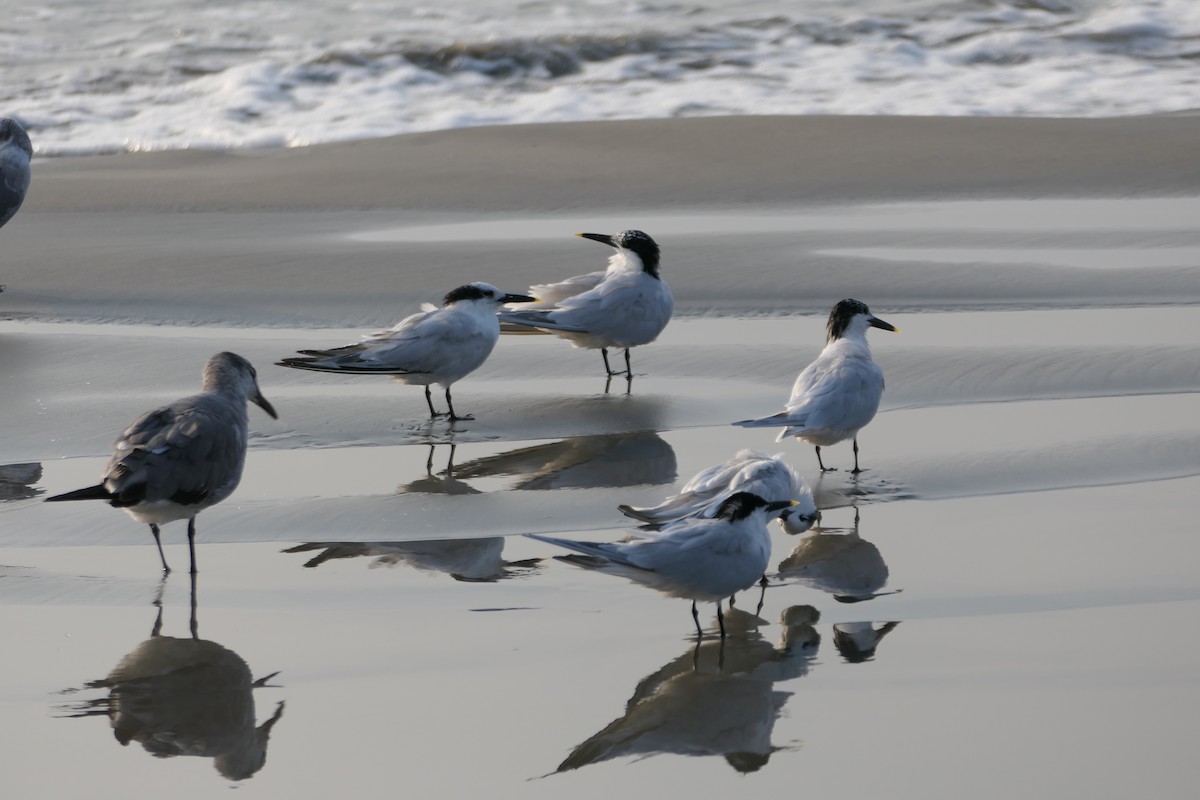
443 284 494 305
715 491 770 522
614 230 662 278
826 298 872 342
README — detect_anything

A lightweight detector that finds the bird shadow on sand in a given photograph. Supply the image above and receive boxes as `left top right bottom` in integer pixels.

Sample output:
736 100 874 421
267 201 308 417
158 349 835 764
56 575 286 782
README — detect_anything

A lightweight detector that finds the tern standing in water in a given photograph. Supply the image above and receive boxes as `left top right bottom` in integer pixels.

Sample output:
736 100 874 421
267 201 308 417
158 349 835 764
734 299 898 473
45 353 278 574
498 230 673 378
528 492 795 639
277 282 534 421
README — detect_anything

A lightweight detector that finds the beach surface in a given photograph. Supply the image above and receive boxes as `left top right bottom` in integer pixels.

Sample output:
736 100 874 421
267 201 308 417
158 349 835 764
2 115 1199 798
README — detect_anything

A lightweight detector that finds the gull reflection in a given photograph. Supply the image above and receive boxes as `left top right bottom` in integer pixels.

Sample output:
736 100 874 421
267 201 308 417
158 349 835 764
63 577 285 781
0 461 42 501
551 605 820 774
775 508 900 603
284 537 543 582
451 431 677 490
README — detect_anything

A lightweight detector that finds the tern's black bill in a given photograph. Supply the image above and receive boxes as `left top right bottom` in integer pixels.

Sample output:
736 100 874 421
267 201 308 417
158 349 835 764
502 293 537 304
577 232 615 247
869 316 898 332
767 500 797 513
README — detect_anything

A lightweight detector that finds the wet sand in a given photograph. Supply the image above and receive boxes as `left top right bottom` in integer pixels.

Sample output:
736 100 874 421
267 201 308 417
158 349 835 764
2 116 1199 797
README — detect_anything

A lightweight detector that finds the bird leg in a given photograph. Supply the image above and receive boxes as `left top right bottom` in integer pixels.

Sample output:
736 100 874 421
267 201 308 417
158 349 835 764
189 571 199 639
444 387 474 421
423 386 445 419
601 347 631 377
149 523 171 573
755 575 769 617
187 517 198 575
691 599 703 639
717 601 727 640
815 446 836 473
624 348 632 377
851 437 863 474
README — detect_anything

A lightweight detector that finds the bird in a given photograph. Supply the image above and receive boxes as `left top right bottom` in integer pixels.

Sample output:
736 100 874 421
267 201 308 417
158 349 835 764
277 282 533 421
733 298 898 473
0 117 32 232
44 352 277 574
618 449 819 535
497 230 673 378
526 492 795 639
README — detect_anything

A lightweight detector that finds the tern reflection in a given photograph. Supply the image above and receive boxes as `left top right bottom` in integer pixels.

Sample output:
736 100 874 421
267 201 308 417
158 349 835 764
64 577 285 781
451 431 676 490
775 508 899 603
0 461 42 501
284 537 543 582
833 621 901 663
396 444 482 496
552 605 820 774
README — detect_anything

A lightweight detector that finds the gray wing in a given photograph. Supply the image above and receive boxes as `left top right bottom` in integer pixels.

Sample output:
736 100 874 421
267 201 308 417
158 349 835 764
104 395 248 507
0 140 32 229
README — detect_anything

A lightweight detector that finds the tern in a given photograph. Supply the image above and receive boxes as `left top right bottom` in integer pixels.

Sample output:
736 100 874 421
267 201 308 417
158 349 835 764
619 449 819 534
527 492 795 639
276 282 534 421
45 352 278 574
498 230 673 377
734 299 897 473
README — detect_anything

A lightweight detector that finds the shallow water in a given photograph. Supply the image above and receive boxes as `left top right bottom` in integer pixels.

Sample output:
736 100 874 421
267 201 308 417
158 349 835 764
2 190 1198 795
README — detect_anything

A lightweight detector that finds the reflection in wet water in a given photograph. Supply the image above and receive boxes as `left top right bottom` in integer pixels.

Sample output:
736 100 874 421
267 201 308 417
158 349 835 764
284 537 543 582
775 509 900 603
833 622 901 663
451 431 676 490
551 606 820 775
0 461 42 501
395 444 482 495
61 576 285 782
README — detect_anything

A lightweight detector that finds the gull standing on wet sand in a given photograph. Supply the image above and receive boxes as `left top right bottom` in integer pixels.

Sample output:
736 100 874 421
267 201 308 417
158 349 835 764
277 282 534 421
498 230 673 378
45 352 277 574
527 492 796 639
618 448 820 535
734 299 898 473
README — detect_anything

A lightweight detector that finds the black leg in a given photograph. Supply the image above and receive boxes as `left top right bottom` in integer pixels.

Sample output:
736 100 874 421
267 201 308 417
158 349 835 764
189 571 199 639
187 517 198 575
602 348 614 376
717 601 726 640
150 524 171 573
150 604 164 638
623 348 632 376
691 599 703 639
444 387 474 421
816 445 835 473
424 386 442 419
851 437 863 474
425 444 435 474
756 575 768 617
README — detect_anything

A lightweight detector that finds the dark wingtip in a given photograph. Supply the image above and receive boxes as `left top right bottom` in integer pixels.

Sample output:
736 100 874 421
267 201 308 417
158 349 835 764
45 485 112 502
